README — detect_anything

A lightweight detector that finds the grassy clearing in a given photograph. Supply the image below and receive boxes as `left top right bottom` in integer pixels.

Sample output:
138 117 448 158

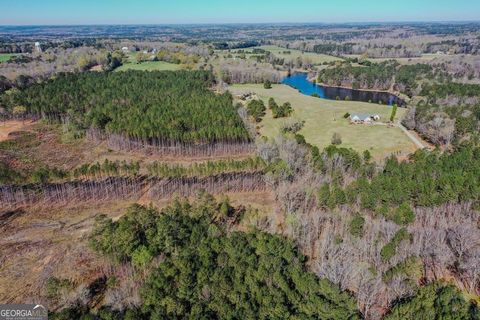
222 45 342 65
115 60 181 72
230 84 417 160
0 53 16 63
256 45 342 64
345 53 446 65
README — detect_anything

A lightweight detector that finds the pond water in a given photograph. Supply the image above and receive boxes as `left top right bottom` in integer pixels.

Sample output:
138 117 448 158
282 73 405 107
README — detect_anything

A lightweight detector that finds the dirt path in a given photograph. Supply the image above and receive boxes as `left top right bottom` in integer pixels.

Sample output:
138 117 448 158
398 123 430 149
373 121 431 150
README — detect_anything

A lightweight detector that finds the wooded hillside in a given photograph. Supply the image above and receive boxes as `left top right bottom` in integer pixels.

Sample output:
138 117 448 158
4 70 251 144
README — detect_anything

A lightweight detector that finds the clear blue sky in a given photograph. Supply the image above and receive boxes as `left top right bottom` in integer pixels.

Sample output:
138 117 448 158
1 0 480 25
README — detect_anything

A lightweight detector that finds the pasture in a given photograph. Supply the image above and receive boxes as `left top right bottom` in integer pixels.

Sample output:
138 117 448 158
345 53 446 65
230 84 417 160
0 53 16 63
115 60 181 72
224 45 343 65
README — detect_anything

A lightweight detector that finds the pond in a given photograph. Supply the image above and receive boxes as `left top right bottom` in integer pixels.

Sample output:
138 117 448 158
282 73 405 107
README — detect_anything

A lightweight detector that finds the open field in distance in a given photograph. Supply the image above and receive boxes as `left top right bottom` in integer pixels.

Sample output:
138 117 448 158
223 45 343 65
114 60 181 72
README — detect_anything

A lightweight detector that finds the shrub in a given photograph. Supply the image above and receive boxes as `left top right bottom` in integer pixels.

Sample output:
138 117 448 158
390 104 398 122
349 213 365 238
247 99 266 122
281 119 305 134
46 277 74 300
381 228 411 261
263 80 272 89
392 202 415 225
331 132 342 145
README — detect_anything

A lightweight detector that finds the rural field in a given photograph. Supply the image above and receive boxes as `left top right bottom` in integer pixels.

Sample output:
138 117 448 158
0 53 16 63
227 45 343 65
114 60 181 71
345 53 447 65
230 84 416 159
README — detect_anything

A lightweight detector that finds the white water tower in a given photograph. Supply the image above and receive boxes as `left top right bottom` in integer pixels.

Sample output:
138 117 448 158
34 42 42 53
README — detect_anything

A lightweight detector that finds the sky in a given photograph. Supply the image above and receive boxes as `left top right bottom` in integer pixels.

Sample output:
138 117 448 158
1 0 480 25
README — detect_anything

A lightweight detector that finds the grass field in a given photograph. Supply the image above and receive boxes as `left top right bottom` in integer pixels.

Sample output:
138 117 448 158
230 84 417 160
224 45 342 65
0 53 16 63
115 60 181 72
345 53 446 65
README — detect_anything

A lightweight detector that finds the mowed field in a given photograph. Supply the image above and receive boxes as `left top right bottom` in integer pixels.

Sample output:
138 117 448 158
0 53 16 63
256 45 343 64
225 45 342 65
115 60 181 72
345 53 446 65
230 84 417 160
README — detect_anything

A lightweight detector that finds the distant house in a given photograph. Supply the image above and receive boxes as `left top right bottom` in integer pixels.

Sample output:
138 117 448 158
349 113 380 124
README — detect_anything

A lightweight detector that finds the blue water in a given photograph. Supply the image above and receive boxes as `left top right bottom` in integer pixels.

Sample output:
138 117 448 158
282 73 404 106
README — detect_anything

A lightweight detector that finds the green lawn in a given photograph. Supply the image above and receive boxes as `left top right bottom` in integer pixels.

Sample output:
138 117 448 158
115 60 181 72
0 54 16 63
230 84 417 160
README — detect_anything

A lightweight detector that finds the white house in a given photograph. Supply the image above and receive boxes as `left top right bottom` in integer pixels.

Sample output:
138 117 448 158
349 113 380 124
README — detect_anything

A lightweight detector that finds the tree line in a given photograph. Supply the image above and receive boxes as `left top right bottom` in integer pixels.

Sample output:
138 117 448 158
317 61 433 95
316 144 480 219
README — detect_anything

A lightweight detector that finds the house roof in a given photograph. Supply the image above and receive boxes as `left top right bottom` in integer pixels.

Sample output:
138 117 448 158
350 113 373 121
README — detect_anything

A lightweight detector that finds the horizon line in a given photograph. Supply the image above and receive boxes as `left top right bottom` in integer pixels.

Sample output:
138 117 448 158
1 19 480 27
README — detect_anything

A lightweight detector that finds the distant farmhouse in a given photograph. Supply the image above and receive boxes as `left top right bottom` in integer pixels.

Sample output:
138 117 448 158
349 113 380 124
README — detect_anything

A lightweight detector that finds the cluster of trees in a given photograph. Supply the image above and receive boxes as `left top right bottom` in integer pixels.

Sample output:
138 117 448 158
421 82 480 101
247 99 267 122
380 228 411 261
83 198 360 319
385 283 478 319
268 98 293 118
404 104 468 146
146 157 265 178
216 59 284 84
5 71 251 144
313 43 354 55
317 61 433 94
1 157 265 186
212 41 260 50
73 159 140 179
154 49 200 66
315 144 480 223
403 82 480 146
261 134 480 318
